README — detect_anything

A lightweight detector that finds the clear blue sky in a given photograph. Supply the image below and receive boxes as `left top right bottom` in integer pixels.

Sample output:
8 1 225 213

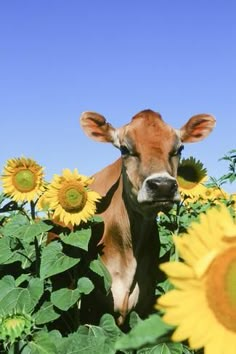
1 0 235 192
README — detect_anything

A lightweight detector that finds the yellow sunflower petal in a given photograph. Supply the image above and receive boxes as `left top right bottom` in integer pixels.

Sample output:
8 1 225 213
160 262 194 279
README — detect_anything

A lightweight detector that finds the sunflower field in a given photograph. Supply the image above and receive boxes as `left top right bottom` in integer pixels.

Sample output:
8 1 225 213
0 150 235 354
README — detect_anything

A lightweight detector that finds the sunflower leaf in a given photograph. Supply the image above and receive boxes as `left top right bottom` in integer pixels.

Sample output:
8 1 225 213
24 330 58 353
0 237 19 264
77 277 94 294
1 214 29 237
40 241 80 279
148 342 183 354
89 257 112 293
51 288 81 311
0 276 32 314
16 220 53 243
34 301 60 325
27 277 44 311
115 314 173 350
56 332 106 354
60 229 91 250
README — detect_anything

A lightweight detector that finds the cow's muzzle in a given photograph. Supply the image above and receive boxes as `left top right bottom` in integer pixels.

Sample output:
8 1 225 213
137 173 180 208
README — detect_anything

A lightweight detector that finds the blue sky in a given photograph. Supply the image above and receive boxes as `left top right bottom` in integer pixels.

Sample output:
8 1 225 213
1 0 235 192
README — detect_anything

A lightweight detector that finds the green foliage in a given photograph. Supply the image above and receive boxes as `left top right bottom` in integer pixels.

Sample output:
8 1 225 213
0 150 235 353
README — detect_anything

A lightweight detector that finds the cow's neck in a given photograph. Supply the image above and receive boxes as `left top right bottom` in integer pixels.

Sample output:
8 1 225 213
92 158 158 253
91 159 159 322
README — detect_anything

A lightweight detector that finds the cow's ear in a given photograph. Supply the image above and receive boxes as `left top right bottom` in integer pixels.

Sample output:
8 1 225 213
80 112 116 143
180 114 216 143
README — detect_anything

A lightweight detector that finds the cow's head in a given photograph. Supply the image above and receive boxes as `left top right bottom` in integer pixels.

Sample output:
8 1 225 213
80 109 215 216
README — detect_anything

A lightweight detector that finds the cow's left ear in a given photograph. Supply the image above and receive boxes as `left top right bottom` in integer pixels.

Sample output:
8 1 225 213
180 114 216 143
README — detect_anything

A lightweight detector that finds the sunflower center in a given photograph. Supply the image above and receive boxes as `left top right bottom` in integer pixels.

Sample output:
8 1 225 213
58 182 87 212
177 165 202 189
4 317 25 330
206 247 236 332
13 169 37 192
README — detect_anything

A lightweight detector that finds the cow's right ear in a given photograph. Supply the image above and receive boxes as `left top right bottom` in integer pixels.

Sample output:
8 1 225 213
80 112 116 143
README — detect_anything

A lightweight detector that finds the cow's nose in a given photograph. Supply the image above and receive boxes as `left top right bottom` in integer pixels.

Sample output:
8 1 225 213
146 177 178 198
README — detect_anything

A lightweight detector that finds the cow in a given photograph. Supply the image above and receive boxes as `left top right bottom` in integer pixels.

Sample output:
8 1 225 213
79 109 216 326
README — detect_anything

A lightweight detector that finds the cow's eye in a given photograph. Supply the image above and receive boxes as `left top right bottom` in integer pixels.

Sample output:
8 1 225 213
120 145 130 156
177 145 184 155
171 145 184 157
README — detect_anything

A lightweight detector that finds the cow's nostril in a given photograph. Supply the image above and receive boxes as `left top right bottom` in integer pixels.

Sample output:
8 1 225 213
147 179 159 190
146 177 177 197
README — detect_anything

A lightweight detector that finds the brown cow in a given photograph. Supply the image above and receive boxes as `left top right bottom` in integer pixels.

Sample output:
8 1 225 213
79 109 215 326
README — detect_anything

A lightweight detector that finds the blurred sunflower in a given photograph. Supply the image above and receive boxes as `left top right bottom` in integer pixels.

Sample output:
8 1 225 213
231 194 236 208
177 157 207 199
201 186 229 201
45 169 101 226
157 205 236 354
229 194 236 216
1 157 45 202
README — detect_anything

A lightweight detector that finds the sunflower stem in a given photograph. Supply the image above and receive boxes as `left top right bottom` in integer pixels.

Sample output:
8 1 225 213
175 201 182 235
34 236 40 277
13 341 20 354
30 201 36 220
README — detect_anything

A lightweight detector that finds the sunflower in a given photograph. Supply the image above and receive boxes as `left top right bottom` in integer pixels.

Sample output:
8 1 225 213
45 169 101 226
1 157 45 202
0 310 34 346
157 205 236 354
201 186 229 201
231 194 236 209
177 157 208 199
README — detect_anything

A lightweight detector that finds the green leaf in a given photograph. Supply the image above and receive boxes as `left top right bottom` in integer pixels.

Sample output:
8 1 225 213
159 231 174 257
15 273 31 286
77 277 94 294
115 314 173 350
99 313 122 340
57 333 106 354
51 288 81 311
0 275 16 299
156 279 174 297
149 342 183 354
129 311 142 329
23 331 58 354
1 214 29 237
91 215 103 223
0 237 19 264
60 229 91 250
182 344 195 354
34 301 60 325
27 277 44 311
0 287 31 314
0 192 5 205
19 243 37 269
51 277 94 311
76 314 122 354
89 257 112 293
40 241 80 279
16 220 53 243
0 276 33 314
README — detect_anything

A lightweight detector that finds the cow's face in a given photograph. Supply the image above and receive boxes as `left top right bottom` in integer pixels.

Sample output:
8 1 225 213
80 109 216 215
